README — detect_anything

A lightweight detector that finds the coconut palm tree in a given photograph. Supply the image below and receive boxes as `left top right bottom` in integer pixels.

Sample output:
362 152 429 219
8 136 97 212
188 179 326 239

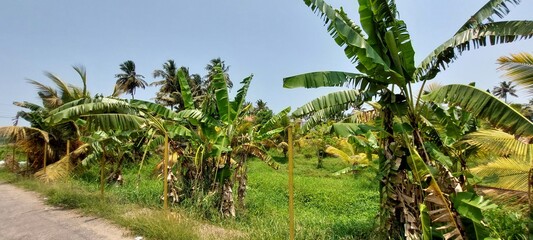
492 81 518 103
2 66 91 173
285 0 532 238
115 60 147 99
151 60 181 109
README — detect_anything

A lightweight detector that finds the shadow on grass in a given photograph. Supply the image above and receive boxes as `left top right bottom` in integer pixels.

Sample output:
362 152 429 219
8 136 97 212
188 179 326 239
272 156 288 164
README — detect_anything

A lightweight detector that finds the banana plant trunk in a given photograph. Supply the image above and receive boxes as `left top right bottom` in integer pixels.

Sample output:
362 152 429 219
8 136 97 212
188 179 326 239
236 154 248 208
220 153 236 217
380 103 422 239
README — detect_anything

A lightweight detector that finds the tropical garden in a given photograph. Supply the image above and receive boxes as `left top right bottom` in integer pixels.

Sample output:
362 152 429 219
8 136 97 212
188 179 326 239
1 0 532 239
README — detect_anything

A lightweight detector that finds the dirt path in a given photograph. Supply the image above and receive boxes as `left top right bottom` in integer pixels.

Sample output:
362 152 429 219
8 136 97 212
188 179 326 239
0 182 134 240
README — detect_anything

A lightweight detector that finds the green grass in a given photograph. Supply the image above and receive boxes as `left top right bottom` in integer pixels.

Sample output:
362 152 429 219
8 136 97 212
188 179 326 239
241 151 379 239
0 149 380 239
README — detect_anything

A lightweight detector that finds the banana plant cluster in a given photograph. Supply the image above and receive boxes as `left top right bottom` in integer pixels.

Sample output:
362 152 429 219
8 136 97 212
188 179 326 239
285 0 532 238
38 65 288 217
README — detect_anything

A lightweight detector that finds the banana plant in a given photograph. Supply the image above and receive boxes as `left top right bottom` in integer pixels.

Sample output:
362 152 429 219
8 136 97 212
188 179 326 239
284 0 532 238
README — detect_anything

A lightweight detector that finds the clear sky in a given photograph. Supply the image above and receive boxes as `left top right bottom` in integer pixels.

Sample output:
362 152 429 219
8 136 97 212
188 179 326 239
1 0 531 126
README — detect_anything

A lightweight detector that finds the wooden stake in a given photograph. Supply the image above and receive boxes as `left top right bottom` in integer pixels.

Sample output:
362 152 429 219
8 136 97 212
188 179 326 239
66 140 70 173
100 143 106 199
288 125 295 240
163 134 169 210
43 142 47 175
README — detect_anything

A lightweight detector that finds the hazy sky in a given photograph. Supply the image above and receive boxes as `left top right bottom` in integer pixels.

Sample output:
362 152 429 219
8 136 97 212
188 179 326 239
1 0 531 126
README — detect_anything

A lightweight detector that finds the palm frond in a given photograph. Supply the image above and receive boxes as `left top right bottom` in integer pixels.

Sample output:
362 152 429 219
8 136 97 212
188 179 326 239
72 65 88 97
461 129 528 157
35 143 89 182
497 52 533 94
475 185 528 208
44 71 74 102
424 84 533 138
471 157 529 191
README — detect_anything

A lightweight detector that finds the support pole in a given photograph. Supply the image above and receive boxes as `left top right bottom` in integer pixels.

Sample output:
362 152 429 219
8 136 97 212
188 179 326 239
100 143 107 199
43 142 47 175
163 134 169 210
288 125 295 240
66 140 71 173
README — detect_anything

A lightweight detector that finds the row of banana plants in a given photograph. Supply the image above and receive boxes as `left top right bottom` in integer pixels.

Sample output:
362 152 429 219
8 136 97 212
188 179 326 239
0 65 290 217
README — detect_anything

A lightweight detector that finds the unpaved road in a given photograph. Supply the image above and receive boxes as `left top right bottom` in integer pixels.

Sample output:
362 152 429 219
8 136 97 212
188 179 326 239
0 182 133 240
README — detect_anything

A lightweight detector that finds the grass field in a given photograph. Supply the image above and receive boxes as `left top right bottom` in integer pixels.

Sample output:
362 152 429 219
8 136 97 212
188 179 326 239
0 148 380 239
1 148 527 239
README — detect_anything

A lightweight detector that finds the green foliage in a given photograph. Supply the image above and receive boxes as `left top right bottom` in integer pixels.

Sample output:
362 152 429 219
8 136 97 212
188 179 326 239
484 208 528 240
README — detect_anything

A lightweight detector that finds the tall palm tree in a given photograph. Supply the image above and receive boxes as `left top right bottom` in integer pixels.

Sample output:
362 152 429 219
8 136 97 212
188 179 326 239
115 60 147 99
492 81 518 103
284 0 532 238
151 60 181 109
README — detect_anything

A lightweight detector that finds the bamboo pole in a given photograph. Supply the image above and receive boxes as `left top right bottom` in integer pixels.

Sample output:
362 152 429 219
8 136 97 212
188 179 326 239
66 140 71 173
288 125 295 240
163 134 169 210
526 146 533 240
43 142 47 175
100 143 106 199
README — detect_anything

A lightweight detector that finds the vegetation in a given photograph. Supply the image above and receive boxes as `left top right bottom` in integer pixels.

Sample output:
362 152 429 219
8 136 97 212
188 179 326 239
0 0 532 239
284 0 532 239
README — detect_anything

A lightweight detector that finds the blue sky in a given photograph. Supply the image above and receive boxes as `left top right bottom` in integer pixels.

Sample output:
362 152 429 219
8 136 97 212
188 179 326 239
0 0 531 126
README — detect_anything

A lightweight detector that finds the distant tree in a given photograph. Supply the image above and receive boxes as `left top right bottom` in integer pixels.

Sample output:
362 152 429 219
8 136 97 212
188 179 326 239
115 60 147 99
253 99 273 126
255 99 267 112
492 81 518 103
205 58 233 89
151 60 182 110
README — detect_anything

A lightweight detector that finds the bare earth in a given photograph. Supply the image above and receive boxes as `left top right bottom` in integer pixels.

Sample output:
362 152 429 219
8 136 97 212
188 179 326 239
0 182 133 240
